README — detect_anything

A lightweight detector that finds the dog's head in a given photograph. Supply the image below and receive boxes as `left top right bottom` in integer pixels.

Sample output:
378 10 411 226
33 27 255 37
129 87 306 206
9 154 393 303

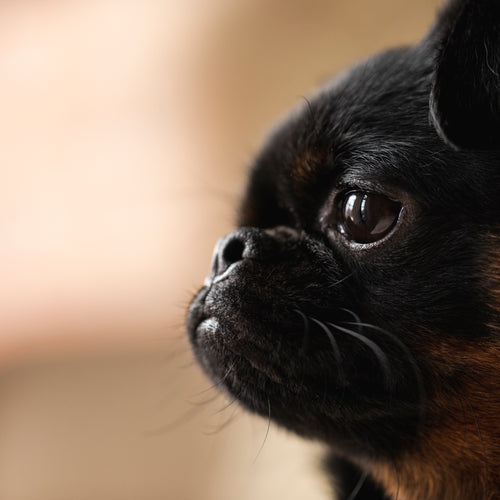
187 1 500 498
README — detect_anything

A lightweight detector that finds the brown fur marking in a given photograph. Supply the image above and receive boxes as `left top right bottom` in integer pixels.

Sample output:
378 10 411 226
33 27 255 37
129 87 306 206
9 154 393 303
370 237 500 500
290 147 327 200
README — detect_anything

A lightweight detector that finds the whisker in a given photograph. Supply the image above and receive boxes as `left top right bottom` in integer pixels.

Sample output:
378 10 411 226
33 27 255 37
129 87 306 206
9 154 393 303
346 470 368 500
340 307 362 331
329 272 354 289
300 95 315 121
343 321 426 423
328 321 393 391
192 363 235 397
204 405 240 435
308 317 346 386
143 404 204 436
188 391 223 407
253 398 272 464
214 397 238 414
293 309 311 353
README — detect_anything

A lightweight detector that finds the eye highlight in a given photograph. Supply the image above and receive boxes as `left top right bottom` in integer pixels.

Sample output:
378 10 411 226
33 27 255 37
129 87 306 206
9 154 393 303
334 191 402 244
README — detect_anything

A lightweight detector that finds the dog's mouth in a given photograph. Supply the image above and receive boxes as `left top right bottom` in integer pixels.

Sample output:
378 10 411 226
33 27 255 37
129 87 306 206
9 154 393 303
188 269 422 447
187 275 304 387
186 228 426 454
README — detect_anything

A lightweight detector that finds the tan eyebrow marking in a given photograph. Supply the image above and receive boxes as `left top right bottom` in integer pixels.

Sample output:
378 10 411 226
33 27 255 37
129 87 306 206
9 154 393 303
290 147 327 198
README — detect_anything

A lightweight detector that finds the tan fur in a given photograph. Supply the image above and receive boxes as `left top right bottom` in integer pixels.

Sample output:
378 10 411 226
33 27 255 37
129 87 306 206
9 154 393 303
373 342 500 499
291 148 325 198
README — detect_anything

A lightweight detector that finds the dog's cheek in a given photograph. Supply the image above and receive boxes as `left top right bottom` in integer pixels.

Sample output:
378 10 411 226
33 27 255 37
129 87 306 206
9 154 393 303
369 332 500 500
378 239 500 499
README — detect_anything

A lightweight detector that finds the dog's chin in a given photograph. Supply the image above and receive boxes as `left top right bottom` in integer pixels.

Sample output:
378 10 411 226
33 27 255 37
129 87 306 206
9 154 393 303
187 268 422 454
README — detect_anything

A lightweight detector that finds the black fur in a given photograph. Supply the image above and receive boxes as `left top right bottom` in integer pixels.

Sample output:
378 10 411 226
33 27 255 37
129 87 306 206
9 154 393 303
187 1 500 498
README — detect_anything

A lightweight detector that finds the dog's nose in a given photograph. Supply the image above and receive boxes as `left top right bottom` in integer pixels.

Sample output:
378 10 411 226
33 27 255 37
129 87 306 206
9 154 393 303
206 227 301 285
215 233 245 272
207 228 287 284
208 230 251 282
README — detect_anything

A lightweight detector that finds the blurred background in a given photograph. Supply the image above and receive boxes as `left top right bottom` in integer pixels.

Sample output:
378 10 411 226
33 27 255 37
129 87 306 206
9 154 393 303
0 1 437 498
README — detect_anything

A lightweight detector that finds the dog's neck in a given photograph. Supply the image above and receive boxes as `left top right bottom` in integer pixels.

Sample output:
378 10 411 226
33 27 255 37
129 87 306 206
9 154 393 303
372 446 500 500
371 336 500 500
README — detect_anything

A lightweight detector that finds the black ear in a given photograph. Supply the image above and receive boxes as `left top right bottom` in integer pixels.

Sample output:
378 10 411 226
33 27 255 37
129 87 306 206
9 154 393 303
430 0 500 150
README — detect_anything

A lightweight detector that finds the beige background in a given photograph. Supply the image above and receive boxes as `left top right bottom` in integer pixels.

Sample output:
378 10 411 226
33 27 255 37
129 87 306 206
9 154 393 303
0 1 438 499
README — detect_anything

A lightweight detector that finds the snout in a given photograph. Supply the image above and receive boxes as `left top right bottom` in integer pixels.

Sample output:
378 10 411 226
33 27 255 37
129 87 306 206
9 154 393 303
205 226 302 286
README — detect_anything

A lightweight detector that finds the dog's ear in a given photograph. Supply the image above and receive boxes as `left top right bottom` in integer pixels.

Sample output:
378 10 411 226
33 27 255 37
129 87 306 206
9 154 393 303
429 0 500 150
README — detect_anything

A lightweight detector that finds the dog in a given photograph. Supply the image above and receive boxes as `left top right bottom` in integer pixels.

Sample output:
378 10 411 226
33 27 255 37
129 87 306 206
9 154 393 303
187 0 500 498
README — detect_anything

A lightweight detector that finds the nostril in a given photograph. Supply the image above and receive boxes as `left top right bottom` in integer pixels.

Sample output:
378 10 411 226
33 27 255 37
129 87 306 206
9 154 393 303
222 237 245 265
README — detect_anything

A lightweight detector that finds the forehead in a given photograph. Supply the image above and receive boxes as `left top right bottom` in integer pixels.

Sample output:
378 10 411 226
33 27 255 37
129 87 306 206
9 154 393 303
253 46 476 209
289 48 437 183
242 44 500 231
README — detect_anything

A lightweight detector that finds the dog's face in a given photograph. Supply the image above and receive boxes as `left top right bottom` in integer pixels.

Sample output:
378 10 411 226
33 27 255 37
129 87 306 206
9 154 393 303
187 1 500 499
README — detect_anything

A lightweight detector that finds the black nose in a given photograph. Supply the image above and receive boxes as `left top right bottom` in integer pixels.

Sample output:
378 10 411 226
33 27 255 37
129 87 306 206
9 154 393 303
208 230 250 282
220 233 246 266
206 227 300 284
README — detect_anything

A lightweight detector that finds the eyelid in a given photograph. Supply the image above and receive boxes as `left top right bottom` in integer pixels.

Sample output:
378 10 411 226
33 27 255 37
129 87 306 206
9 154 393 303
336 179 399 199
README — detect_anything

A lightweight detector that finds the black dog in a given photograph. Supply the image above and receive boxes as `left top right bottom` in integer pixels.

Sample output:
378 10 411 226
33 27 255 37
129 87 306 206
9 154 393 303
187 1 500 498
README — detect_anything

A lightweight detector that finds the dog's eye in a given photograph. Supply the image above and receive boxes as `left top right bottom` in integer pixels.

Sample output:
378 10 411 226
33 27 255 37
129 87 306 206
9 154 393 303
335 191 401 244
